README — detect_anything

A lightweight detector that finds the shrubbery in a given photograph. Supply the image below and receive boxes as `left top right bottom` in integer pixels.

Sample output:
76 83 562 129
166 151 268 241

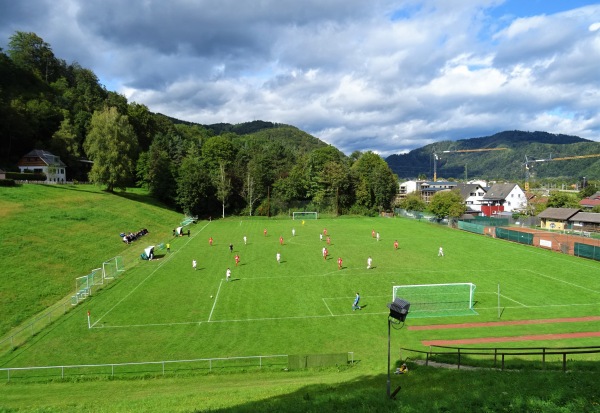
0 179 16 187
5 172 47 181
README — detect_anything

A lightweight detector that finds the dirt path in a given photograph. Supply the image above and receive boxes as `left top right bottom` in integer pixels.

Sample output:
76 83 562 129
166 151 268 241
422 331 600 346
409 316 600 331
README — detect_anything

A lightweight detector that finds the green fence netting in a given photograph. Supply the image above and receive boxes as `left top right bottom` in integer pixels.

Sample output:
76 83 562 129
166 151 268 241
495 228 533 245
457 221 486 235
574 243 600 261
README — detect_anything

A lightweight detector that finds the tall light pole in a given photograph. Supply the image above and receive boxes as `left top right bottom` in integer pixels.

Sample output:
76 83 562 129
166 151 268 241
386 298 410 399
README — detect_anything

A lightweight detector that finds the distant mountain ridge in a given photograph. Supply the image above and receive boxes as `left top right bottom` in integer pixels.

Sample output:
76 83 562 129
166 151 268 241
385 130 600 181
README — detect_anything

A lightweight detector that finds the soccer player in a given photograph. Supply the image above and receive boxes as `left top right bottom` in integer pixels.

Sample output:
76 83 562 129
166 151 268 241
276 252 281 264
352 292 361 311
438 246 444 257
235 254 240 267
192 259 197 270
326 236 331 245
226 267 231 281
292 228 296 237
394 240 399 250
229 243 234 253
337 257 343 270
264 228 267 237
372 229 375 238
166 243 171 253
376 232 380 241
209 237 213 246
279 236 284 245
367 256 372 269
243 235 247 245
323 228 328 236
323 247 328 261
320 233 323 241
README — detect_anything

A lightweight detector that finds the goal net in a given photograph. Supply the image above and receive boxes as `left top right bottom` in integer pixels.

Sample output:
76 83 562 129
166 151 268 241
102 256 125 280
72 268 102 305
392 283 477 318
292 211 318 220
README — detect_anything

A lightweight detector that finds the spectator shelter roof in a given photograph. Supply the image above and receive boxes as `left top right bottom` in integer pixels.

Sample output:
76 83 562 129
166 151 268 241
537 207 581 220
570 212 600 224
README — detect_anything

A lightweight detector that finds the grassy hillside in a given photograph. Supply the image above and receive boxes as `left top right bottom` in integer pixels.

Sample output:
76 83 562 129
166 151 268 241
0 184 183 336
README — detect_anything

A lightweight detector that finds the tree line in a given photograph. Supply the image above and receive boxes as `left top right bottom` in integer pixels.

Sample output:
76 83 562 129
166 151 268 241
0 31 398 217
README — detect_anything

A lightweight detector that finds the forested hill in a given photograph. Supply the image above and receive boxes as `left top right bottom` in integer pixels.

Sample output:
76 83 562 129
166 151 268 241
385 130 600 181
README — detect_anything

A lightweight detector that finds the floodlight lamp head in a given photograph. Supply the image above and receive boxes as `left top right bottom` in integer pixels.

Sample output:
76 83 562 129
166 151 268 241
387 298 410 322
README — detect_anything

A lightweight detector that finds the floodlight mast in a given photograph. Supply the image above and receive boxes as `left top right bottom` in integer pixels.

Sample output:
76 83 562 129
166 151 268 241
386 299 410 399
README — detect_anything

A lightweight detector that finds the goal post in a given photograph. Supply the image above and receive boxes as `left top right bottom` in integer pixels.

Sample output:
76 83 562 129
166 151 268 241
102 256 125 280
72 268 101 304
292 211 318 220
392 283 477 318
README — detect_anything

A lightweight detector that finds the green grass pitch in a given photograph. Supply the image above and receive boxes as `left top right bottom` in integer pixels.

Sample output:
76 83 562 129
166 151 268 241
2 216 600 373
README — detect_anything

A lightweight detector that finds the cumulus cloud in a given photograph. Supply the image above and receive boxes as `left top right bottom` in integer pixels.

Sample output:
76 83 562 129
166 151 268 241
1 0 600 157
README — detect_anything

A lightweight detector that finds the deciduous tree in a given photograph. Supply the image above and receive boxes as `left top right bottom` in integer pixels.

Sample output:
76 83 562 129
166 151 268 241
84 107 138 191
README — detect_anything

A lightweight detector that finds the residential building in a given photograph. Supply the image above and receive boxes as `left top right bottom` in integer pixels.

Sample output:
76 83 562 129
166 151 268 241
579 192 600 210
17 149 67 182
480 183 527 216
454 183 487 213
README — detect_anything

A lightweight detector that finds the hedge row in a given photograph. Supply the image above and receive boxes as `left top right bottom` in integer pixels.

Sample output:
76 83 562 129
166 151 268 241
0 179 17 187
5 172 47 181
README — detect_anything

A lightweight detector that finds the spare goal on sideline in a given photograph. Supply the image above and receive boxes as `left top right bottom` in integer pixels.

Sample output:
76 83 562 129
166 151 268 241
392 282 477 318
292 211 318 220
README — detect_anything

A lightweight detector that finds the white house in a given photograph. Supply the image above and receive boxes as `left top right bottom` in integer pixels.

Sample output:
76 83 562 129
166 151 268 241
17 149 67 182
481 183 527 216
454 183 487 213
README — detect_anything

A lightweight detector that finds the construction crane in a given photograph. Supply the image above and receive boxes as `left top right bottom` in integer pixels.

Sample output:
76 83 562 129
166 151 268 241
524 153 600 190
432 147 508 181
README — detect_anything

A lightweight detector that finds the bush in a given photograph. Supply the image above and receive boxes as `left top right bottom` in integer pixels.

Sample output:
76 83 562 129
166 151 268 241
5 172 47 181
0 179 16 187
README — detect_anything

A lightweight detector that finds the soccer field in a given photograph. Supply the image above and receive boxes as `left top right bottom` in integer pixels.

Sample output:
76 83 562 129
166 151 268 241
3 216 600 372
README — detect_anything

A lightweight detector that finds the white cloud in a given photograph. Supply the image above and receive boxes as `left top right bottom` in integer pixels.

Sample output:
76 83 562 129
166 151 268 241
1 0 600 157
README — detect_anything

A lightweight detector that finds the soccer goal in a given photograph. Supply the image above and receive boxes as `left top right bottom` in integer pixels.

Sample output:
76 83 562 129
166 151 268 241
102 256 125 280
392 283 477 318
71 268 102 305
292 211 318 220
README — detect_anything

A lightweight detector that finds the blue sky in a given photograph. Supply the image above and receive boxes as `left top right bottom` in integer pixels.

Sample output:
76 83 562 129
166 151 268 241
1 0 599 157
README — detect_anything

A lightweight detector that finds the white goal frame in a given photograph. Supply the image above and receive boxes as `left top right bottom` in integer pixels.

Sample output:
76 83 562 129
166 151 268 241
102 256 125 280
393 282 476 316
292 211 318 220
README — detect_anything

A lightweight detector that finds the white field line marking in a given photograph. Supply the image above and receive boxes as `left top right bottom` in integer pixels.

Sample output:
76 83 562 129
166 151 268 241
89 312 391 329
475 302 600 311
499 294 528 307
524 269 600 295
322 298 334 316
208 279 223 322
89 301 600 329
91 222 210 328
100 321 201 328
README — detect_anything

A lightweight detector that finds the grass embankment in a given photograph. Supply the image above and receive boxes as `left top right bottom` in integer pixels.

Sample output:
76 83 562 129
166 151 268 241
0 184 181 336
